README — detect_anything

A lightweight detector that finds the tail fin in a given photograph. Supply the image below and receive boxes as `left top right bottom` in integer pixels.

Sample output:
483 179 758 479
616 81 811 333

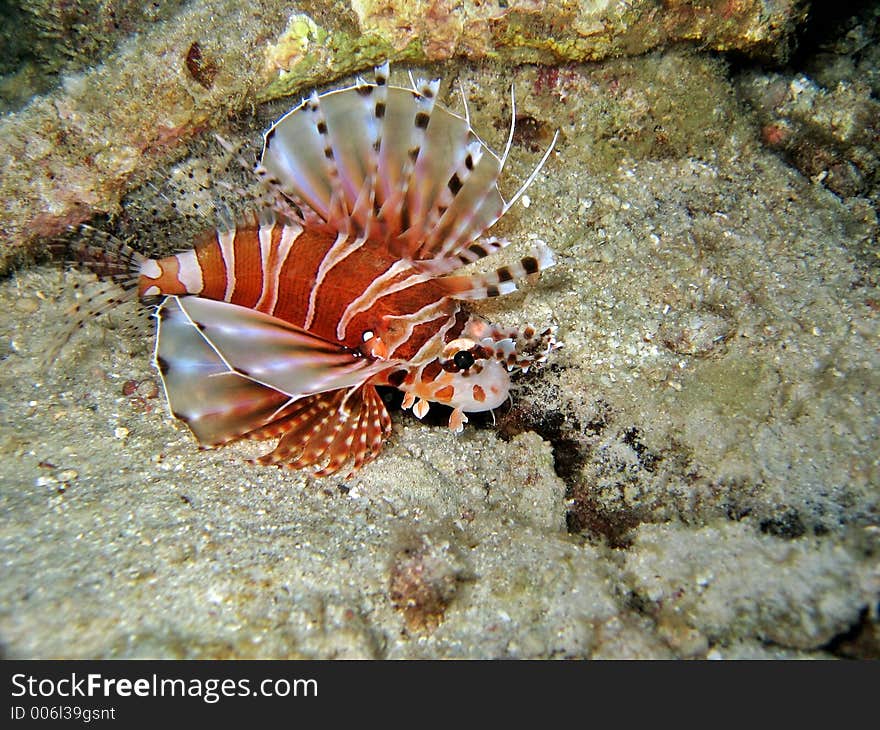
54 225 147 289
46 225 148 365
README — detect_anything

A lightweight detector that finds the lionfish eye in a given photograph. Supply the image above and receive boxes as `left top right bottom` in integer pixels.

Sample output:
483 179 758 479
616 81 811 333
453 350 475 370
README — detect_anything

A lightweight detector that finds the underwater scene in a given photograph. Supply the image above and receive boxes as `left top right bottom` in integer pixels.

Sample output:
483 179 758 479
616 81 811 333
0 1 877 659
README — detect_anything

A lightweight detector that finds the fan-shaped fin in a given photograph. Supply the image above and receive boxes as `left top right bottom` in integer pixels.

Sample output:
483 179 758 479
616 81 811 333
158 295 388 398
412 139 503 260
259 66 509 261
154 296 391 448
254 383 391 476
259 65 557 284
153 300 294 445
153 302 394 474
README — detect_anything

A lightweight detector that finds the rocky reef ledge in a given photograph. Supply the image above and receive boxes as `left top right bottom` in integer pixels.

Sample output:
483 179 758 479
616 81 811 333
0 0 805 272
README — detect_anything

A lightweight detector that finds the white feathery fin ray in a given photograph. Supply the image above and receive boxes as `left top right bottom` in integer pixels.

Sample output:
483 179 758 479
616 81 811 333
155 296 387 416
422 145 504 261
260 95 333 221
396 77 440 246
372 87 420 235
366 62 389 215
305 90 350 228
504 128 559 214
501 82 517 171
410 136 482 256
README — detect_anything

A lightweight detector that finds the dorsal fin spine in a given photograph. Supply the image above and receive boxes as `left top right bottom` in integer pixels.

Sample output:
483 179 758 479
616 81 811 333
258 64 556 275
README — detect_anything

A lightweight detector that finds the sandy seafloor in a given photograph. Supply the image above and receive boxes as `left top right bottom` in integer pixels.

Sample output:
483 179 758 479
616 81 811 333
1 52 878 658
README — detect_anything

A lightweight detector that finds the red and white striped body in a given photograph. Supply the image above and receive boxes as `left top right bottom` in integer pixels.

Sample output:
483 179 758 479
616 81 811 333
139 220 462 359
137 216 547 432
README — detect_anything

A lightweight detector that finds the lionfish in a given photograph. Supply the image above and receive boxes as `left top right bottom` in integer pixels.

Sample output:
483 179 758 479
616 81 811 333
64 64 561 476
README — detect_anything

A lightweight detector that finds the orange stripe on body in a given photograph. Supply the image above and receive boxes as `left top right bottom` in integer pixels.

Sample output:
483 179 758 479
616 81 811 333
420 360 443 382
228 227 265 309
302 237 401 346
193 230 231 301
385 314 450 361
255 223 300 316
272 229 339 336
324 238 456 350
148 224 461 363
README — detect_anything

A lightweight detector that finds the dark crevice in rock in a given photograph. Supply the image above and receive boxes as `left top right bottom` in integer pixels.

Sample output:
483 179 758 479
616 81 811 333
494 382 645 547
822 606 880 659
759 509 808 539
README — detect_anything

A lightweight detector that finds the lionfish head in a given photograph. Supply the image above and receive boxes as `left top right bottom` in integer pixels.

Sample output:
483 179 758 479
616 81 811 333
399 316 562 432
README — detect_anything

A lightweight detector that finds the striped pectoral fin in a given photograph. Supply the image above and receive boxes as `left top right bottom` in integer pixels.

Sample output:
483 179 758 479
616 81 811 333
155 296 386 446
165 296 387 398
155 299 392 474
255 383 391 477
